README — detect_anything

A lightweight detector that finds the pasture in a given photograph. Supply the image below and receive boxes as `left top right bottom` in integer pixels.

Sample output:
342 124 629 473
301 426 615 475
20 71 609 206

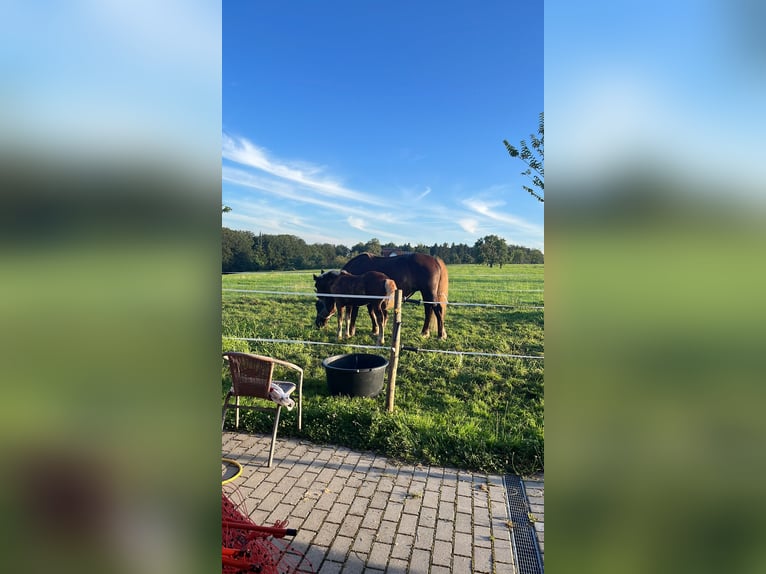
222 264 544 475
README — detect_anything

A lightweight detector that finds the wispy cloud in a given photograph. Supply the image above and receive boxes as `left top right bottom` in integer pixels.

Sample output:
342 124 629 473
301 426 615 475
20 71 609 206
223 166 407 226
347 216 366 231
459 218 479 233
346 216 409 242
416 186 432 201
223 133 387 206
462 197 544 237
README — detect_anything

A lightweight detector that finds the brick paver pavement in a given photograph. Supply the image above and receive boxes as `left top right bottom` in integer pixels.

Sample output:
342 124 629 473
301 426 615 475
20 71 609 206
222 432 531 573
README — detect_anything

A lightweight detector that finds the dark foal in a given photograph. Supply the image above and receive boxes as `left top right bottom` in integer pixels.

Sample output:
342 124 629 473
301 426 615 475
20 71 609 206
313 270 397 345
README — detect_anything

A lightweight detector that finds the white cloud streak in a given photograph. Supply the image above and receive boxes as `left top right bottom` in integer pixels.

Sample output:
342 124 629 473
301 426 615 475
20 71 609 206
223 166 406 225
459 218 479 233
462 198 544 237
416 186 432 200
222 133 388 206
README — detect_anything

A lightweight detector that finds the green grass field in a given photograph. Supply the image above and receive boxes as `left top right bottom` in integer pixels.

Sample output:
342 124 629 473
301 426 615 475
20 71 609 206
222 264 544 474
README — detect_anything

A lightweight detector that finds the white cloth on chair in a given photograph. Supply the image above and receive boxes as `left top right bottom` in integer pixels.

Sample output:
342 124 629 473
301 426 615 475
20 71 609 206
268 383 295 410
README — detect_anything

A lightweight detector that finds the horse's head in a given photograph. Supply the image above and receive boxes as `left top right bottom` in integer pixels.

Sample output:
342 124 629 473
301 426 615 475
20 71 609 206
313 270 341 329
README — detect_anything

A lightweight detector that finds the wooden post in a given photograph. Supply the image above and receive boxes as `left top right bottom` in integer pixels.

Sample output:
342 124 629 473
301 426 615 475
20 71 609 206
386 289 403 412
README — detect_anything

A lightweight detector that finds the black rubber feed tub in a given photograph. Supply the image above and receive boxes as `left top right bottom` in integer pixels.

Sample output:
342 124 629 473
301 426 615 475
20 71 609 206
322 353 389 398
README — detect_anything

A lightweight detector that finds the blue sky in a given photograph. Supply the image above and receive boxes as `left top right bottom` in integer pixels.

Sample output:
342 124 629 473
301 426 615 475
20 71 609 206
223 2 543 251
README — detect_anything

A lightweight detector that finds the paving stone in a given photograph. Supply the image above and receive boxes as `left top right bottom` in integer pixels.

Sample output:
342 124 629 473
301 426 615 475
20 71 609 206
385 557 408 574
456 494 473 514
390 533 413 560
413 526 434 550
409 548 430 573
402 496 422 516
437 500 455 521
318 560 343 574
340 552 365 574
382 501 404 523
432 540 452 567
338 514 363 538
452 554 473 574
313 521 341 548
258 490 284 512
455 511 473 534
304 544 327 570
396 513 418 536
435 518 454 542
473 545 493 573
492 535 514 565
302 508 329 532
440 484 457 503
361 507 384 530
369 490 389 510
474 525 493 548
418 506 437 528
351 528 377 554
315 490 339 512
368 541 392 567
347 498 371 521
329 535 353 559
326 502 351 524
454 531 473 557
375 520 398 544
356 480 378 498
421 489 439 509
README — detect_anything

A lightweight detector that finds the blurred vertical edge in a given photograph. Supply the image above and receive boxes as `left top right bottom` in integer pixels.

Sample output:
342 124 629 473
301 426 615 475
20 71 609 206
0 2 221 574
546 1 766 573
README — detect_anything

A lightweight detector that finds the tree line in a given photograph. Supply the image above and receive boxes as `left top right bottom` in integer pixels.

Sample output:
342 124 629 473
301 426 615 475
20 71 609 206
223 228 543 273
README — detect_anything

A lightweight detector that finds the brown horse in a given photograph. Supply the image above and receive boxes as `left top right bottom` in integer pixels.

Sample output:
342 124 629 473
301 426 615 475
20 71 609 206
313 270 397 345
342 252 448 339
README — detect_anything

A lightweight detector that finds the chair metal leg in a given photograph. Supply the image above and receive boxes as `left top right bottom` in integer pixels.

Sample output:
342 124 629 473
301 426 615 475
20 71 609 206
235 396 240 429
222 392 232 431
267 406 282 468
297 375 303 432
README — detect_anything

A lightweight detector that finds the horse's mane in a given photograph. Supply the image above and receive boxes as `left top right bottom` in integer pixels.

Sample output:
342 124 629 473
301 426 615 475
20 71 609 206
317 269 342 279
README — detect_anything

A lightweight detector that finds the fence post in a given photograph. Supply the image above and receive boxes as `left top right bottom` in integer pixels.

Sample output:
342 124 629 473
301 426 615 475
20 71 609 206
386 289 403 412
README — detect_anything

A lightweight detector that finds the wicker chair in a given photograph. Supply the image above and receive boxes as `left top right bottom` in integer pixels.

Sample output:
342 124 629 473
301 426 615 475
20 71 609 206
222 352 303 467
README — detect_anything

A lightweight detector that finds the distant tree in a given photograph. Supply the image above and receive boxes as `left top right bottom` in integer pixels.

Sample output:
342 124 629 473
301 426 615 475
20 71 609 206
222 205 232 213
222 227 254 272
221 228 538 271
475 235 509 268
350 242 367 257
363 238 382 255
509 248 527 264
504 112 544 203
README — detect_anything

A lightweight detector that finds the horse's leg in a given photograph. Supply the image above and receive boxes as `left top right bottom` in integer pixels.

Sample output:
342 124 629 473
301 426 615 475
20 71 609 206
349 306 359 337
420 298 434 338
377 306 388 346
433 303 446 339
367 304 378 336
336 307 345 340
346 306 354 338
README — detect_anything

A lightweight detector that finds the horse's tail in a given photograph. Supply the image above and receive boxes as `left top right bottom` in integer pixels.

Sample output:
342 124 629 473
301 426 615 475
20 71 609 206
436 257 449 318
384 278 396 308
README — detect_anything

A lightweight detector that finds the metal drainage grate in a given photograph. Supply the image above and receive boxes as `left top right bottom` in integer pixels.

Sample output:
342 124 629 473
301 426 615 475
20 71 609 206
504 474 544 574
